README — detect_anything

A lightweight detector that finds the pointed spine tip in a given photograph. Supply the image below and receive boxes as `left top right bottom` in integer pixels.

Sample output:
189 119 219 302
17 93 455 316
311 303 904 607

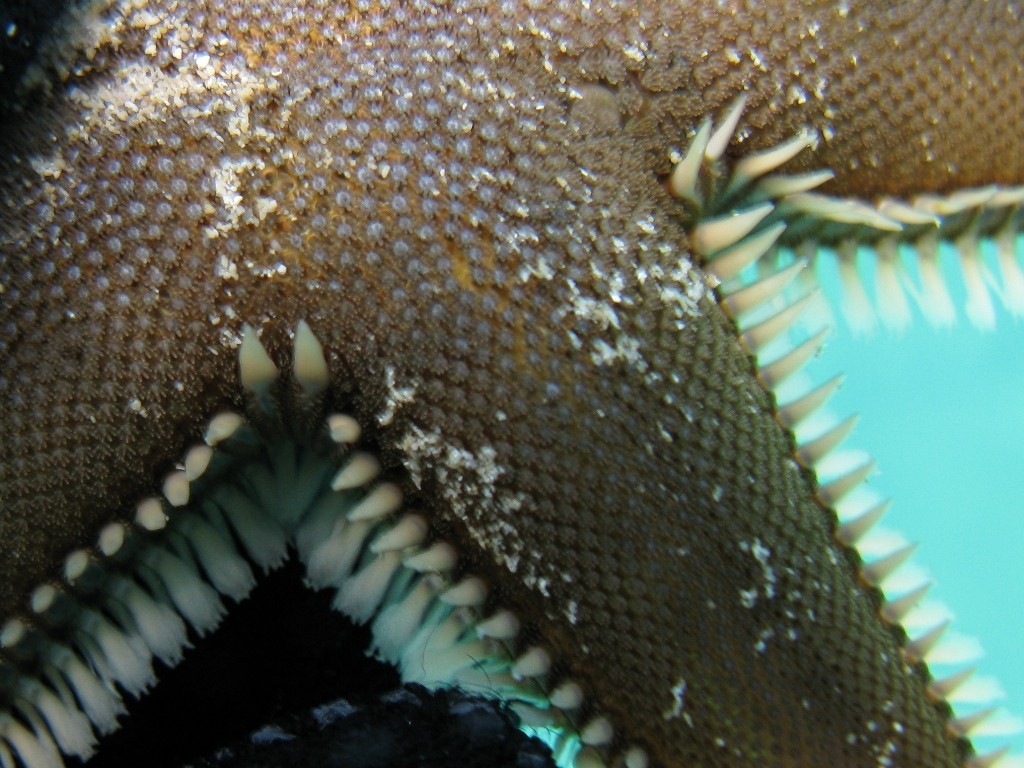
836 499 890 546
722 260 806 317
706 221 786 282
860 542 918 587
881 581 931 624
758 327 829 389
706 93 748 161
293 320 330 393
904 620 950 664
797 414 858 467
669 119 713 204
777 374 843 427
818 459 875 506
692 203 774 257
238 325 279 394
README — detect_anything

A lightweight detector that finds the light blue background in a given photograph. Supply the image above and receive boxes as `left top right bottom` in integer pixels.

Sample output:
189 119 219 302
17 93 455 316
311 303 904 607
813 260 1024 759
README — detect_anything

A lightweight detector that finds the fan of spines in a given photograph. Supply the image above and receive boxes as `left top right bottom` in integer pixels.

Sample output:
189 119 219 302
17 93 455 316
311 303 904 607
0 321 648 768
666 96 1023 768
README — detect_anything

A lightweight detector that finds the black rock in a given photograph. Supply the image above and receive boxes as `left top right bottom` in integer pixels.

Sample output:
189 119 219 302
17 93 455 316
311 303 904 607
185 684 557 768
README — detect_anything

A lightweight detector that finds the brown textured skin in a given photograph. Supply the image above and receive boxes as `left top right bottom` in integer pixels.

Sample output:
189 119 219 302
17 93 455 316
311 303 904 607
1 1 1020 765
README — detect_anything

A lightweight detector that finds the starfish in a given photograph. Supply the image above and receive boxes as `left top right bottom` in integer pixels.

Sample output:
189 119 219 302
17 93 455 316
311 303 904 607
0 1 1022 766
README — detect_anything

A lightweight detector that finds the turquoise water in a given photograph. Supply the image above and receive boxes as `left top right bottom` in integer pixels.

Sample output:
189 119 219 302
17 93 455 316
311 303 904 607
812 254 1024 760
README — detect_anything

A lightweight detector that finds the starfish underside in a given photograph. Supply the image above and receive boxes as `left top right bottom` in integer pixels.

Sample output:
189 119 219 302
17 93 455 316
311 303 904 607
0 1 1022 766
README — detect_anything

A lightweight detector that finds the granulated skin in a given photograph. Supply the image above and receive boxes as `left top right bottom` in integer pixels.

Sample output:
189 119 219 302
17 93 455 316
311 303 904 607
2 1 1021 765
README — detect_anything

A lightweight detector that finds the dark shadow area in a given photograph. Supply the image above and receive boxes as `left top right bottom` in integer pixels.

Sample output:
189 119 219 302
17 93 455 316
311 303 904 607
82 558 400 768
0 0 73 107
183 683 557 768
77 558 557 768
